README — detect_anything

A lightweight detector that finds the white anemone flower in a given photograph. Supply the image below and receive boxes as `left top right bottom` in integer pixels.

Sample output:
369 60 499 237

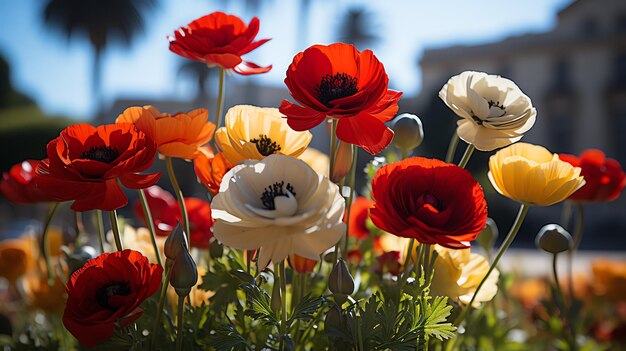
211 154 345 269
439 71 536 151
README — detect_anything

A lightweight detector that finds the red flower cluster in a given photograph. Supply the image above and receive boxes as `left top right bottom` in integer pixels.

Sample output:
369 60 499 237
559 149 626 202
35 124 159 211
135 185 214 248
169 12 271 75
0 160 54 204
280 43 402 154
369 157 487 249
63 250 162 347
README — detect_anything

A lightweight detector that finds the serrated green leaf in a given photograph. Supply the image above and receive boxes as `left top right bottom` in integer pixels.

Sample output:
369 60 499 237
240 282 279 327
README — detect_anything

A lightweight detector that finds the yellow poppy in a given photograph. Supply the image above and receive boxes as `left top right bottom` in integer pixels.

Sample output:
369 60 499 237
298 147 329 176
116 105 215 160
215 105 312 165
488 142 585 206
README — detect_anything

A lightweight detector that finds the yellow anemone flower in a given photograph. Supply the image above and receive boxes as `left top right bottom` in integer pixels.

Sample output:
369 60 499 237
298 147 329 176
215 105 312 165
430 246 499 307
116 105 215 160
488 142 585 206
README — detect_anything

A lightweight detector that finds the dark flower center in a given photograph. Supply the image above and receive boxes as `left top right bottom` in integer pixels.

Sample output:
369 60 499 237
316 73 359 107
250 135 281 156
260 181 296 210
96 280 131 310
81 146 120 164
420 193 444 212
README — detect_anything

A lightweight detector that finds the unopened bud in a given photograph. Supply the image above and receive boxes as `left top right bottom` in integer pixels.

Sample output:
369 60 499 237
209 240 223 259
331 141 353 183
328 258 354 304
164 222 188 260
392 113 424 152
169 244 198 297
324 305 343 331
270 273 282 314
475 218 498 249
535 224 573 254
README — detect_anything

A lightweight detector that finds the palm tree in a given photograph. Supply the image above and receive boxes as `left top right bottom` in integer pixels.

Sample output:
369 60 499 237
337 7 380 50
43 0 157 116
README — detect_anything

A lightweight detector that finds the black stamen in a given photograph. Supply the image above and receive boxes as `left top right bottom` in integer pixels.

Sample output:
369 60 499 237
96 280 131 310
260 181 296 210
250 135 281 156
316 73 359 107
81 146 120 163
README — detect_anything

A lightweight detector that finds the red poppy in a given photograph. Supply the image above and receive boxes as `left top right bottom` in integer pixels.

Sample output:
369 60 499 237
193 150 232 195
279 43 402 155
0 160 54 204
559 149 626 202
348 196 374 239
134 185 214 248
35 124 159 212
168 12 271 75
375 251 402 276
288 254 317 274
369 157 487 249
63 250 162 347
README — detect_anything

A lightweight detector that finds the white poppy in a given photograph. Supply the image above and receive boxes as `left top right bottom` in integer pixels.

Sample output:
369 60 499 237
211 154 345 269
439 71 536 151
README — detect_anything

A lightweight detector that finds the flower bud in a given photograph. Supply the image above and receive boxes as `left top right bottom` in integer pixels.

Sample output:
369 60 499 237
209 240 224 259
535 224 573 254
270 273 282 314
164 222 188 260
169 244 198 297
328 258 354 305
392 113 424 152
475 217 499 249
288 254 317 274
331 141 353 183
324 305 343 331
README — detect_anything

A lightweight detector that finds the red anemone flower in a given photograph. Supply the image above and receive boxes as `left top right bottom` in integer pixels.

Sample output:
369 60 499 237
63 250 162 348
348 196 374 240
288 254 318 274
35 123 159 212
279 43 402 154
369 157 487 249
559 149 626 202
0 160 54 204
134 185 214 248
168 12 271 75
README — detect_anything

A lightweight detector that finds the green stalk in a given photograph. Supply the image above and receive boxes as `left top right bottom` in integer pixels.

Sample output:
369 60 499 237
567 203 585 301
278 260 288 351
165 156 190 246
457 143 475 169
445 133 460 163
455 203 529 324
138 189 163 267
328 118 338 180
42 202 60 286
175 295 185 351
214 68 226 132
109 210 123 251
552 253 578 351
149 261 172 350
342 145 358 258
95 210 105 253
400 148 408 160
398 239 415 288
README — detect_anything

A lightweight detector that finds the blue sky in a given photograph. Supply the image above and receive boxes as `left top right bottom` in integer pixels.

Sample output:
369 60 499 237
0 0 571 119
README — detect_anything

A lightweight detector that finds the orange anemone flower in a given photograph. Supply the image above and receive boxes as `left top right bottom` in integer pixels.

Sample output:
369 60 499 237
193 149 233 195
116 106 215 160
168 12 271 75
35 123 160 212
280 43 402 154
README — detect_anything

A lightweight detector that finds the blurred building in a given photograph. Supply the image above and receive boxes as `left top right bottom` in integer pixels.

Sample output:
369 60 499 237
418 0 626 162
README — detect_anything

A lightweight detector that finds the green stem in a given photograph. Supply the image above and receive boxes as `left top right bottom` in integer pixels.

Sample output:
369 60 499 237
398 239 415 288
401 148 408 160
150 261 172 350
552 254 564 307
329 118 338 180
42 202 60 286
456 203 530 324
552 253 577 350
445 133 460 163
457 143 475 169
214 68 226 131
560 201 573 229
571 203 584 251
278 260 288 351
342 145 358 258
138 189 163 267
175 295 185 351
109 210 123 251
95 210 105 253
165 156 190 246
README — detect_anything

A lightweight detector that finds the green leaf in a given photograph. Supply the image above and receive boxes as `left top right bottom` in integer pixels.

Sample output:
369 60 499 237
421 296 456 341
287 294 325 327
240 282 279 327
206 323 250 351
